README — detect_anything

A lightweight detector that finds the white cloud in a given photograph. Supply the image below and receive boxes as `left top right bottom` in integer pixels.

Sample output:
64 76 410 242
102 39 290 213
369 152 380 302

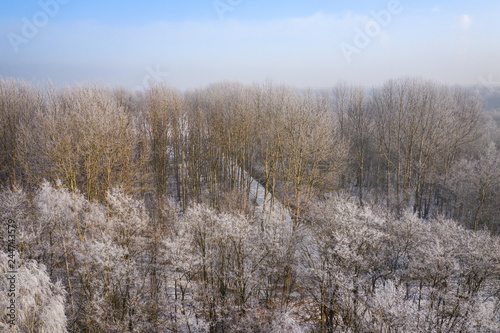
460 14 472 31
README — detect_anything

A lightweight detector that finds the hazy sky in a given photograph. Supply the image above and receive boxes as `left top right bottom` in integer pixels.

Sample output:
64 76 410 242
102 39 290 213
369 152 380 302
1 0 499 90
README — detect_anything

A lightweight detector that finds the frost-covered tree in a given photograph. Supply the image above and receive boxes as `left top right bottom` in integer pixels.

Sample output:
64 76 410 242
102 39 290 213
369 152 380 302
72 187 150 331
301 194 500 332
1 76 499 332
301 195 389 332
0 78 41 189
447 142 500 232
0 252 67 333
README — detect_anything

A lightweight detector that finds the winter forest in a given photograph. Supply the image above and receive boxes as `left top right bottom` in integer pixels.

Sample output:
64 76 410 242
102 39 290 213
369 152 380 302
0 76 499 332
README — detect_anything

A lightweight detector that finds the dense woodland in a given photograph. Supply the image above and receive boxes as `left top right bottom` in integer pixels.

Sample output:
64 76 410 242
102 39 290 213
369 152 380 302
0 77 499 332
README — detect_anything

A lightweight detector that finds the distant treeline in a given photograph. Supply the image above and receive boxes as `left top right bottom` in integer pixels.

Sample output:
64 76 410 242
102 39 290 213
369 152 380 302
1 77 498 232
